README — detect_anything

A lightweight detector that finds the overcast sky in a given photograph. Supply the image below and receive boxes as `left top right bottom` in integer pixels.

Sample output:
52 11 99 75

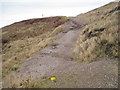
0 0 115 28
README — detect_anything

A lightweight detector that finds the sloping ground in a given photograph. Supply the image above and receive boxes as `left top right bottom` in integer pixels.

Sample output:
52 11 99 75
2 16 68 77
14 17 85 78
74 2 119 62
2 2 118 88
2 16 67 43
3 17 118 88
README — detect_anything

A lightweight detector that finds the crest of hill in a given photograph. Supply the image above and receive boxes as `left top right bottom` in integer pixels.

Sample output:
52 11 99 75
2 16 67 44
2 16 68 77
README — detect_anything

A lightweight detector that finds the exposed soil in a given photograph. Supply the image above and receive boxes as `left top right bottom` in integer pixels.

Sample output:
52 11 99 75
15 17 118 88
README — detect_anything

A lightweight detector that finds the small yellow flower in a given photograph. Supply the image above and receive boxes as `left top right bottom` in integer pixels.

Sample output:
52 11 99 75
50 77 56 81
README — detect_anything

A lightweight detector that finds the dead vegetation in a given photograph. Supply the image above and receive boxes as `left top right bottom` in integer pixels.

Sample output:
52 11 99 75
73 2 119 62
3 73 52 88
2 16 68 77
3 72 79 88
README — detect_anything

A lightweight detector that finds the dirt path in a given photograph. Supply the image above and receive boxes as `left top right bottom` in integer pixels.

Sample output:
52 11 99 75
15 17 118 88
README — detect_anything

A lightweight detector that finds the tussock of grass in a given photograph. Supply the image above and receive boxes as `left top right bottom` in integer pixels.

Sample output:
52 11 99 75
73 2 119 62
3 73 54 88
3 72 78 88
2 16 67 77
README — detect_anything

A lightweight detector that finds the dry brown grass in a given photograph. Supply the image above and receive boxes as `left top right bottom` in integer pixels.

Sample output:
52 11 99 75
73 2 119 62
2 16 67 77
3 72 79 88
3 73 53 88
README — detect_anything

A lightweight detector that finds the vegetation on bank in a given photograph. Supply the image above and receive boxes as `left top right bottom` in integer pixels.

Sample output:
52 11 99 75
3 72 79 88
2 16 68 77
73 2 119 62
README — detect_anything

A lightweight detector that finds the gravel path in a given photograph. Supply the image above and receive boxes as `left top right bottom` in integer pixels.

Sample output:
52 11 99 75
15 17 118 88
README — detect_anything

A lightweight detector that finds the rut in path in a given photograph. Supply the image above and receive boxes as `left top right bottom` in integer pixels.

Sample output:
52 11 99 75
14 17 118 88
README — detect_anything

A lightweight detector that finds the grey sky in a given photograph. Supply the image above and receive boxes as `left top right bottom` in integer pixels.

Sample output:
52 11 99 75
0 0 114 28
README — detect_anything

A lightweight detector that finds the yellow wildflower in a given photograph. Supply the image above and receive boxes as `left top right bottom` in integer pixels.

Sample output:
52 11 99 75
50 77 56 81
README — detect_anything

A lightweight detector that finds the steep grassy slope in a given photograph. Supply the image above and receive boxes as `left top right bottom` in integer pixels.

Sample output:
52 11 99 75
2 16 68 77
73 2 119 62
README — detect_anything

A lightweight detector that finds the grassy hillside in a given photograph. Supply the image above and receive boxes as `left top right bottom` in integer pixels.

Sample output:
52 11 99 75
73 2 119 62
2 16 68 77
2 2 119 88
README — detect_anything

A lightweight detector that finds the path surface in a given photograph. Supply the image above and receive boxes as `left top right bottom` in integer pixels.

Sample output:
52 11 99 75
16 17 118 88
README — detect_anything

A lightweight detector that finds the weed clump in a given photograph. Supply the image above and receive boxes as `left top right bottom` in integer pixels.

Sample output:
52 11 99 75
74 2 119 62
